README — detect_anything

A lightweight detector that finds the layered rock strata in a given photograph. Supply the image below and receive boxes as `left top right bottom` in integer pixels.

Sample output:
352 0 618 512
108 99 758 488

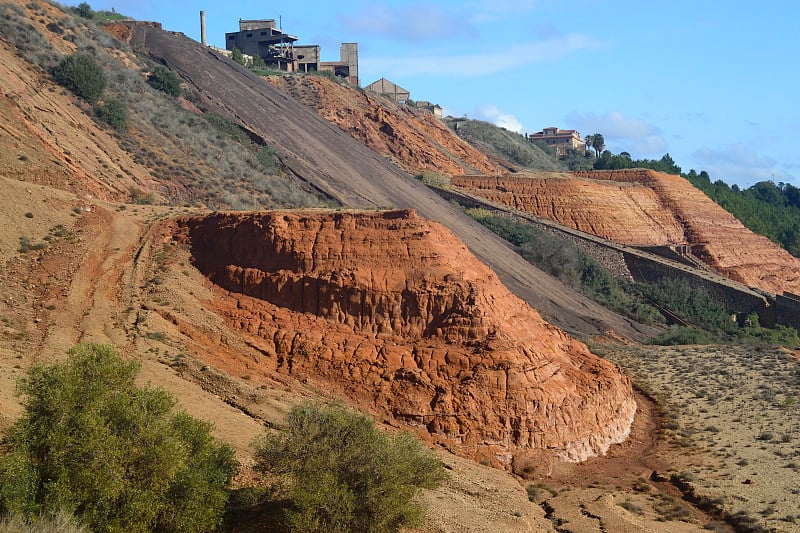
451 173 686 246
454 170 800 295
267 75 507 177
573 170 800 295
179 209 636 463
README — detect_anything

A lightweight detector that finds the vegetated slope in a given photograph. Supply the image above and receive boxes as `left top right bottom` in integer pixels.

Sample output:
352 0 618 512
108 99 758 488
267 75 510 176
0 15 154 201
119 21 655 341
445 117 566 171
0 1 322 210
455 169 800 295
179 209 636 464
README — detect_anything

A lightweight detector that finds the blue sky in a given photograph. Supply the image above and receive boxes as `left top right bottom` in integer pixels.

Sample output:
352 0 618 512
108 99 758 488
78 0 799 188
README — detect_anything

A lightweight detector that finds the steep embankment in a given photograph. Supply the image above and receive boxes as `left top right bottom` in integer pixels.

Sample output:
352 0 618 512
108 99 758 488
455 170 800 295
267 75 509 176
452 173 686 246
0 31 156 201
576 170 800 295
179 209 637 464
118 21 655 341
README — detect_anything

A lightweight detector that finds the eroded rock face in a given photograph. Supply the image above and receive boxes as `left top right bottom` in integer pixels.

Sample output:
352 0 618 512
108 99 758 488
451 173 686 246
179 209 636 463
267 76 508 177
455 170 800 295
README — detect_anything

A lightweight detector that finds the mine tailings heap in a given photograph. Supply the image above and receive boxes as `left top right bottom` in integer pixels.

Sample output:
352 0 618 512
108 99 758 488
453 169 800 296
177 209 636 465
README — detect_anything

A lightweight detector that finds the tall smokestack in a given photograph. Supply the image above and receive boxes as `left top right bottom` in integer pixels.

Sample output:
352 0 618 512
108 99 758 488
200 10 207 46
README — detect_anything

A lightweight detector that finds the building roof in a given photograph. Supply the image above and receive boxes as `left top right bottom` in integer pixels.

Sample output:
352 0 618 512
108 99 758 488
365 77 410 96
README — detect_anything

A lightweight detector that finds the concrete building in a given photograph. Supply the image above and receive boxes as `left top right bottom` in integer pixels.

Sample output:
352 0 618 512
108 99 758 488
365 78 410 104
225 19 298 71
529 127 585 156
225 19 359 85
416 101 443 119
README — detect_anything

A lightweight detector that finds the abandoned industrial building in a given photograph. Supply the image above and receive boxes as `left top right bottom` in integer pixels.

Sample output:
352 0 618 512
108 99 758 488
365 78 410 105
224 19 359 85
529 127 585 155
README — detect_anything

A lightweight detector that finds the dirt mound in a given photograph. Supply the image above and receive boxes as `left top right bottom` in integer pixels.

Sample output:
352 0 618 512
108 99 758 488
267 75 508 176
455 170 800 295
178 209 637 464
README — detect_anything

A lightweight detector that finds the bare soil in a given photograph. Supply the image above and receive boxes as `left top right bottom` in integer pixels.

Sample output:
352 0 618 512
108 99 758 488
0 178 768 532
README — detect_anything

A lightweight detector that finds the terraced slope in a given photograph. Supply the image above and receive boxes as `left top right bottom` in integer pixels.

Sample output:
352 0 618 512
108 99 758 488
454 169 800 295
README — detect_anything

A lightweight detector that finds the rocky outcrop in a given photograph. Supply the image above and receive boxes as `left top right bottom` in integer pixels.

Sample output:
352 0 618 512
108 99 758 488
179 209 636 464
574 170 800 295
455 170 800 295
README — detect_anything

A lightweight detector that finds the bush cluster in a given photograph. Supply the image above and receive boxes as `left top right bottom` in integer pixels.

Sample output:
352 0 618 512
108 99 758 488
147 65 182 97
254 402 447 532
53 52 106 103
0 344 237 532
94 96 128 130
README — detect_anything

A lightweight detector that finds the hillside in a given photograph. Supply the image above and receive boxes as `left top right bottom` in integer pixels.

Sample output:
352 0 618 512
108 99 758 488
454 169 800 296
117 20 653 341
1 1 798 531
267 75 510 176
444 117 567 172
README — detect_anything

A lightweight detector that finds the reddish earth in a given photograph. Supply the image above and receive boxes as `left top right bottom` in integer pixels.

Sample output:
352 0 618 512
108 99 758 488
267 75 509 177
0 2 749 529
176 209 636 465
454 169 800 295
0 36 156 202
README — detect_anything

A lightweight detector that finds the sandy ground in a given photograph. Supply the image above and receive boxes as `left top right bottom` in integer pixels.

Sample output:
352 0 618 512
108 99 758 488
2 178 795 531
599 343 800 532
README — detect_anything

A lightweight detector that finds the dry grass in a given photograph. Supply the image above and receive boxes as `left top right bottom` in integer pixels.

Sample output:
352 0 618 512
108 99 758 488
601 344 800 532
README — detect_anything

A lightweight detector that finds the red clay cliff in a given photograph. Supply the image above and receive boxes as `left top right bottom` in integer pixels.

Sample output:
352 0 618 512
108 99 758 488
178 209 636 464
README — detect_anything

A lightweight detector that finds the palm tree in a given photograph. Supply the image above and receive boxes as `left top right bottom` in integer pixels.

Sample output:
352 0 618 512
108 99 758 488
584 133 605 157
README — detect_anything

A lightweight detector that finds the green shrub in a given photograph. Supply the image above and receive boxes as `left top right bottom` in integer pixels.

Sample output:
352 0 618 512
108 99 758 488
231 47 247 66
0 344 237 532
147 65 182 97
94 97 128 131
416 171 451 189
254 402 447 533
257 144 279 174
53 53 106 103
73 2 94 19
649 325 717 345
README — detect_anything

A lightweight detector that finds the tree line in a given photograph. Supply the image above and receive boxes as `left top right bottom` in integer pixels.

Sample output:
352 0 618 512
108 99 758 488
684 171 800 257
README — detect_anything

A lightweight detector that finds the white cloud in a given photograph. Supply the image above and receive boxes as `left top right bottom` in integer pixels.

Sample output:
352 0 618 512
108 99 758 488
476 105 523 132
338 4 471 42
361 32 603 77
565 111 666 157
690 144 793 186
